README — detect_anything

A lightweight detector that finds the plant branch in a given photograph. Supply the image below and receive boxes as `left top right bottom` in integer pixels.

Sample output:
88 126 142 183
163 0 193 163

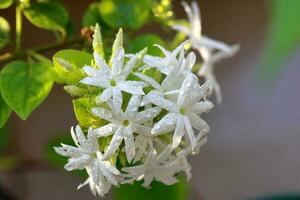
0 36 86 64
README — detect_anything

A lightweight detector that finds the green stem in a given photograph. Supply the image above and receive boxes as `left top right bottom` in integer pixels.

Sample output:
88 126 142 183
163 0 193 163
15 5 22 52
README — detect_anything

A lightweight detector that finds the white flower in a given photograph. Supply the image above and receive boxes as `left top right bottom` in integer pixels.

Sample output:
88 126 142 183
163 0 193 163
148 74 213 149
92 95 161 162
80 29 147 112
142 41 187 75
172 1 233 52
172 1 239 103
54 126 120 197
197 45 240 103
122 146 182 187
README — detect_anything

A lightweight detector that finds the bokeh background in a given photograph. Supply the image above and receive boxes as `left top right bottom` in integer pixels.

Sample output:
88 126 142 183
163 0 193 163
1 0 300 199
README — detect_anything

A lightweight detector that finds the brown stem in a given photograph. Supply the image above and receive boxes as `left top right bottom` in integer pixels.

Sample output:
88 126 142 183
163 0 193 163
0 37 86 64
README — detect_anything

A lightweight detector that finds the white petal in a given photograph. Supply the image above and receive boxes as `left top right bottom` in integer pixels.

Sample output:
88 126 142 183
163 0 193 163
112 88 123 113
125 95 141 116
54 144 81 157
147 92 177 112
92 107 114 122
172 117 185 149
80 77 109 88
94 123 117 137
64 155 91 171
134 72 162 91
104 126 123 158
93 52 110 75
151 113 177 135
183 116 196 149
73 125 86 147
111 48 125 76
135 107 161 123
188 112 210 133
99 88 113 102
124 134 135 163
190 101 214 114
117 81 145 95
134 124 152 135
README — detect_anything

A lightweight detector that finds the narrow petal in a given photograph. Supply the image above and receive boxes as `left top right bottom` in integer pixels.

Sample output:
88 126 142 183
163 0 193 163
117 81 145 95
92 107 114 122
93 52 110 75
104 126 123 158
111 48 125 77
112 88 123 113
183 116 196 149
190 101 214 114
188 112 210 133
80 77 109 88
64 155 91 171
124 134 135 163
94 123 117 137
172 117 185 149
134 72 162 91
135 107 161 123
99 88 113 102
147 92 177 112
125 95 141 116
151 113 177 135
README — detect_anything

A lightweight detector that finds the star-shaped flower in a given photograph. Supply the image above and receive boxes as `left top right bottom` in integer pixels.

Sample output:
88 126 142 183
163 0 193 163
80 28 147 112
148 74 213 149
122 146 182 187
92 95 161 162
54 126 120 196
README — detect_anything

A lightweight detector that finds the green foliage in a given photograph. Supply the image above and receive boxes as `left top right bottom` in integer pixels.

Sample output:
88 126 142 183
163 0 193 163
259 0 300 81
0 60 54 120
0 94 11 128
0 0 13 9
23 1 69 35
53 49 93 84
113 177 189 200
82 3 103 27
99 0 150 29
128 34 165 56
0 17 10 49
73 97 105 129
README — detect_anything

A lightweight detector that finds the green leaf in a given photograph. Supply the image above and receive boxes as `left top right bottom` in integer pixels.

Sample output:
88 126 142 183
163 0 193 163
0 94 11 128
82 2 102 27
0 0 13 9
73 97 105 129
128 34 165 56
53 49 93 84
23 2 69 34
0 60 54 120
113 177 189 200
258 0 300 81
0 17 10 49
99 0 150 29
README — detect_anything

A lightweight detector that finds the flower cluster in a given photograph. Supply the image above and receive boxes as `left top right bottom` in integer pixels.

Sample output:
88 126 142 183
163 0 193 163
54 1 238 197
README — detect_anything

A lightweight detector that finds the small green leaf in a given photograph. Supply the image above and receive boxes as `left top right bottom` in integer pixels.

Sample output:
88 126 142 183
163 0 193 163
0 17 10 49
73 97 105 129
23 2 68 33
0 0 13 9
0 60 54 120
128 34 165 56
113 177 189 200
0 94 11 128
53 49 93 84
99 0 150 29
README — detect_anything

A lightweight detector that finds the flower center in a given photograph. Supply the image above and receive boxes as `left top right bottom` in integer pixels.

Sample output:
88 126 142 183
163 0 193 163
122 120 130 126
110 80 117 87
180 107 187 115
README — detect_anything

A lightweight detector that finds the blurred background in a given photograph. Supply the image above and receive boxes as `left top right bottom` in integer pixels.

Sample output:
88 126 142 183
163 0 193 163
0 0 300 199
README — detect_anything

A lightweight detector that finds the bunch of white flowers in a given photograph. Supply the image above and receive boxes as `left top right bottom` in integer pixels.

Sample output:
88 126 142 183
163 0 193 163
54 1 238 197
